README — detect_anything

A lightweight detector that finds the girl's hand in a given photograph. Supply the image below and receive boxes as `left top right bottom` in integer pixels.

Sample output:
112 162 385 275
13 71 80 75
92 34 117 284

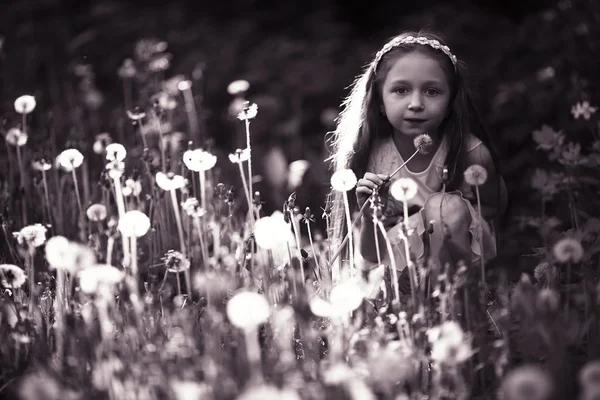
356 172 390 212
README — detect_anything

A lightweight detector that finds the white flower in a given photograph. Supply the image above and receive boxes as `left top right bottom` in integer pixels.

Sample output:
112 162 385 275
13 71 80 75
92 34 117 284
463 164 488 186
14 95 36 114
57 149 84 172
254 214 293 250
86 204 108 221
0 264 27 289
45 236 77 271
426 321 472 365
118 210 151 237
14 224 47 247
79 264 125 295
227 79 250 95
390 177 418 202
105 143 127 162
155 172 186 191
177 80 192 91
228 148 250 163
330 169 358 192
126 108 146 121
163 250 190 273
32 159 52 171
571 101 597 120
287 159 310 190
413 133 433 154
237 102 258 121
5 128 27 146
170 380 211 400
93 133 113 154
181 197 205 218
117 58 136 79
499 365 553 400
552 237 584 263
226 291 270 330
121 179 142 197
183 149 217 172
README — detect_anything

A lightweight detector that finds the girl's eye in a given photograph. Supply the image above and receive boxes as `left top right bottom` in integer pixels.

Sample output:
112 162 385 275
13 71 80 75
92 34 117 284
395 87 408 94
425 88 440 96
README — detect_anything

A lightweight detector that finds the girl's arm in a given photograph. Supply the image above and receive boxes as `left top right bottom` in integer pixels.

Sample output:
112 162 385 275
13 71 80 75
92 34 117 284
465 144 508 220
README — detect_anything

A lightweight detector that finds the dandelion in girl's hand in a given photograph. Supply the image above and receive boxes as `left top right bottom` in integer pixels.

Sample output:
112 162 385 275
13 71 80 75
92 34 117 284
226 291 270 330
0 264 27 289
571 101 597 120
499 365 553 400
254 214 293 250
122 179 142 197
330 169 358 192
32 158 51 171
390 177 418 202
163 250 190 273
464 164 488 186
237 102 258 121
86 204 107 221
118 210 150 237
14 224 47 248
413 133 433 154
228 148 250 163
105 143 127 162
552 237 584 263
93 133 112 154
126 107 146 121
183 149 217 172
79 264 125 295
57 149 84 172
227 79 250 95
5 128 27 146
14 95 36 114
155 171 186 191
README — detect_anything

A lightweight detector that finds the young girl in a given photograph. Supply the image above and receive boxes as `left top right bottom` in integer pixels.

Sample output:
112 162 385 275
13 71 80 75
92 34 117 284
327 30 508 279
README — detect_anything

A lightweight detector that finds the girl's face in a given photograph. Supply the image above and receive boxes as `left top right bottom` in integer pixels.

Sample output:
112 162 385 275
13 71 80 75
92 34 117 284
380 52 451 139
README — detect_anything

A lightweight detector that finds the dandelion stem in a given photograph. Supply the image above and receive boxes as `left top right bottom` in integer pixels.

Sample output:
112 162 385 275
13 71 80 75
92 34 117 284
289 215 305 283
131 236 138 279
55 269 65 371
237 162 253 227
169 189 191 295
475 184 485 286
342 191 354 279
15 146 27 225
42 171 52 226
27 249 35 314
376 221 401 309
244 120 254 227
199 170 207 212
306 221 321 279
182 87 200 144
194 218 209 268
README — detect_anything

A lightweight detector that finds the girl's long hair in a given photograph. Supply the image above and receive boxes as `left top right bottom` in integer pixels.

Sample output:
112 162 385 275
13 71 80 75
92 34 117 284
326 30 505 266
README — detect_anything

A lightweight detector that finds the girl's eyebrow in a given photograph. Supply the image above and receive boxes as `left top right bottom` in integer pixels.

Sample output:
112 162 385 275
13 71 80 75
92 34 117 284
388 79 445 86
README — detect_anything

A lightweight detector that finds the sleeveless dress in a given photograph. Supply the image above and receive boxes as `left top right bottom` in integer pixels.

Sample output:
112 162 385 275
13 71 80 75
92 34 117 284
355 133 497 271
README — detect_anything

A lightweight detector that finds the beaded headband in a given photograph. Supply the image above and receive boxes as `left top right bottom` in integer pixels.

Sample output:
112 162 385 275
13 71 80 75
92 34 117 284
372 36 458 72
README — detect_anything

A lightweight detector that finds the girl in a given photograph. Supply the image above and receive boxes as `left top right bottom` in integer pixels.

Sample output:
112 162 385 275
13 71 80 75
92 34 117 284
327 30 508 279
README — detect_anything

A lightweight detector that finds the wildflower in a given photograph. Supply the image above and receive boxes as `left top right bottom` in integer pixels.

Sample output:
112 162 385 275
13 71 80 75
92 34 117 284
181 197 205 218
413 133 433 154
106 160 125 179
390 177 418 202
14 95 36 114
533 261 550 282
105 143 127 162
86 204 107 221
177 79 192 91
226 291 270 330
118 210 151 237
552 237 584 263
571 101 597 120
93 133 113 154
57 148 84 172
532 125 564 151
228 148 250 163
227 79 250 95
426 321 472 365
31 158 52 171
499 365 553 400
183 149 217 172
79 264 125 295
170 380 212 400
148 53 172 72
579 360 600 388
559 142 587 166
163 250 190 273
5 128 27 146
122 179 142 197
0 264 27 289
531 169 560 200
117 58 136 79
45 236 77 271
155 172 186 191
14 224 47 248
237 102 258 121
254 214 293 250
330 169 358 192
464 164 488 186
126 107 146 121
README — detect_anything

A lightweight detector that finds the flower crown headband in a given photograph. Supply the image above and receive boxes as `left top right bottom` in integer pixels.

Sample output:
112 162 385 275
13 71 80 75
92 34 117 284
372 36 458 72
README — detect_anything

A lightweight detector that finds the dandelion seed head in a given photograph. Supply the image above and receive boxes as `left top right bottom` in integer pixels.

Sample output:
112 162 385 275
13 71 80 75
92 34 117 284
105 143 126 162
226 291 270 330
5 128 27 146
463 164 488 186
330 169 358 192
390 177 418 202
86 204 107 222
118 210 150 237
413 133 433 154
57 148 84 172
237 102 258 121
0 264 27 289
14 224 47 248
552 237 584 263
14 95 36 114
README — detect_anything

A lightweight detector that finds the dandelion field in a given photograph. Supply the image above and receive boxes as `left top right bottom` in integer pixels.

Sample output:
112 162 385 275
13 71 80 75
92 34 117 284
1 1 600 399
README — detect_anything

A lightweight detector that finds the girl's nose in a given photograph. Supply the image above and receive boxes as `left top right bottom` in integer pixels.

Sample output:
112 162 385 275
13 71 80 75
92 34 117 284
408 94 424 111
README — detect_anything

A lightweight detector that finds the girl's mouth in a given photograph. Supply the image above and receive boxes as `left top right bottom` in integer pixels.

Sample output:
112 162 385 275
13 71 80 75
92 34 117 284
405 118 426 123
